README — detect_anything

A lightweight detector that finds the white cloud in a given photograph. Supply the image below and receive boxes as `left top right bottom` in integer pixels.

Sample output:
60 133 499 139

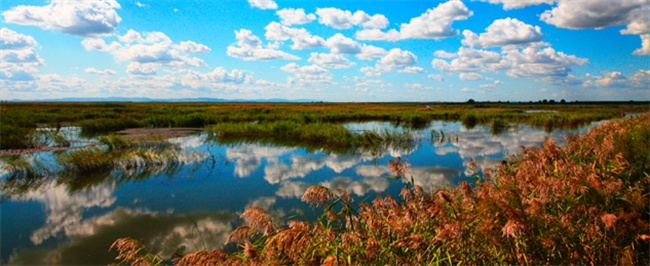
355 1 472 41
540 0 649 56
541 0 645 30
264 22 325 50
84 68 116 75
459 72 485 80
308 53 355 69
461 87 475 93
181 67 253 88
462 18 544 48
633 34 650 55
478 0 554 10
281 63 332 84
432 47 501 73
315 8 388 29
357 45 388 60
248 0 277 10
500 45 588 83
362 48 418 76
227 29 300 61
82 30 209 75
0 28 43 81
434 50 457 59
276 8 316 25
175 41 211 53
2 0 121 37
583 69 650 89
428 74 444 81
398 66 426 74
325 33 362 54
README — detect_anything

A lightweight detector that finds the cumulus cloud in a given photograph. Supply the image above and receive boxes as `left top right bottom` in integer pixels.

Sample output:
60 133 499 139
84 68 116 75
281 63 332 84
325 33 362 54
583 69 650 89
308 53 355 68
277 8 316 25
315 8 389 29
428 74 444 81
82 30 210 77
398 66 426 74
0 28 44 81
478 0 554 10
462 18 544 48
180 67 254 89
361 48 418 76
227 29 300 61
264 22 325 50
2 0 121 37
355 1 472 41
248 0 277 10
540 0 649 56
357 45 388 60
432 47 501 73
459 72 485 81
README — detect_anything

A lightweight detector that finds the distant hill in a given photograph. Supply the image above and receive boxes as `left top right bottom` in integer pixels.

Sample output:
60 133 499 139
8 97 321 103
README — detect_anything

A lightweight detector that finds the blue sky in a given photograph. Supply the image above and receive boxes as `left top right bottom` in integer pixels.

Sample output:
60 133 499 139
1 0 648 102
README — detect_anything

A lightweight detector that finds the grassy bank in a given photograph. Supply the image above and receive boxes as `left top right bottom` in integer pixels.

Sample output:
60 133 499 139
112 113 649 265
2 101 646 149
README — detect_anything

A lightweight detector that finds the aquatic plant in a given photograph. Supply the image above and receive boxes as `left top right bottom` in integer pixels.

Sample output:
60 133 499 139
114 112 649 265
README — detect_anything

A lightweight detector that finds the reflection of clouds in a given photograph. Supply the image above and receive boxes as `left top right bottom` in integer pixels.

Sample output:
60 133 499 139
408 167 459 191
226 144 294 178
246 196 277 210
355 165 389 178
264 154 361 184
435 145 459 156
168 135 205 149
8 207 234 265
276 181 311 198
356 165 459 191
321 176 389 196
457 141 502 158
13 180 117 245
463 157 504 176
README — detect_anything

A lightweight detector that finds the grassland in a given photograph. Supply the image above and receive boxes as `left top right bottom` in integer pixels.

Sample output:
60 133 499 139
1 101 647 150
112 112 650 265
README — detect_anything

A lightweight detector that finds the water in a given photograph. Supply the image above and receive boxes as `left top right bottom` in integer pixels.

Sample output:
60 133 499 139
0 121 596 265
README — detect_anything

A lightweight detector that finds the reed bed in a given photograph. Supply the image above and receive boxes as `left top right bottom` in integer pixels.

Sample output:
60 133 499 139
113 113 649 265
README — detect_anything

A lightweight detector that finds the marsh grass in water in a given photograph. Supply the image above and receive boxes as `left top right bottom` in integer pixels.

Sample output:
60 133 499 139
2 102 645 149
113 113 650 265
208 121 417 155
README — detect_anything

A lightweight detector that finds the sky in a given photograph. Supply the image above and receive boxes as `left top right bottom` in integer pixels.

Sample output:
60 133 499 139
0 0 649 102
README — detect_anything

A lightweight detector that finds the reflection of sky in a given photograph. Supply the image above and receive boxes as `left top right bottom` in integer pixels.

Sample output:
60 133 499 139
1 120 599 264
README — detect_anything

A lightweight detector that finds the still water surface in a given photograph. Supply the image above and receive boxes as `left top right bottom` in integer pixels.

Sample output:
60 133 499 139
0 121 599 265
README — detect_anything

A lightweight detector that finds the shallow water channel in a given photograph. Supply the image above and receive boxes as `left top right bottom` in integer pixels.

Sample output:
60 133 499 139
0 120 600 265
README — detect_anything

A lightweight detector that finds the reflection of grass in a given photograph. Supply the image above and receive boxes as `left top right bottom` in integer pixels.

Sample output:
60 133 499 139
208 121 417 154
0 135 206 196
114 113 650 265
2 102 646 149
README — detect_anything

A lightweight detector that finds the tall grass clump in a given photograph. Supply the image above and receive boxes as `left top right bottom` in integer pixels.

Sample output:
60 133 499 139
114 113 649 265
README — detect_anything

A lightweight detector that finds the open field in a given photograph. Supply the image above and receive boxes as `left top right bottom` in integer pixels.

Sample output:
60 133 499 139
2 101 647 150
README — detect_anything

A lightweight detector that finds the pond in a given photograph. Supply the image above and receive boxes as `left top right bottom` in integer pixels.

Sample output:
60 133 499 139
0 120 601 265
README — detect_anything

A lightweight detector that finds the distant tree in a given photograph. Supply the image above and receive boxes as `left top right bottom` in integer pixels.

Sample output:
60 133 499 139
542 99 548 103
560 99 566 103
549 99 556 104
467 99 475 104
